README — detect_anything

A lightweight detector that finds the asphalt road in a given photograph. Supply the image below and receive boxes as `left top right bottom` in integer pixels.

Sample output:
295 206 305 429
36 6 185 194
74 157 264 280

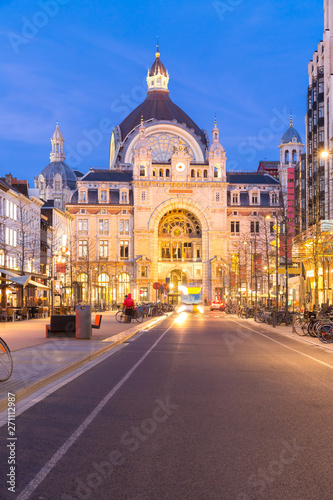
1 312 333 500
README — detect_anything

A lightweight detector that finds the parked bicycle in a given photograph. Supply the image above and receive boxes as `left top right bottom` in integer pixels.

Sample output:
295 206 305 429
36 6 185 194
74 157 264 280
115 307 143 323
0 337 13 382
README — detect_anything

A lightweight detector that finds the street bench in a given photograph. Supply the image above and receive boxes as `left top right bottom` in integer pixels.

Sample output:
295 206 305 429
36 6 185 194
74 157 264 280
46 315 76 338
92 314 102 329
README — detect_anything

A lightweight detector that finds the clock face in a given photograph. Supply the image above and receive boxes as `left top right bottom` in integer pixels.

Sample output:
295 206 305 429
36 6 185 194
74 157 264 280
175 162 186 173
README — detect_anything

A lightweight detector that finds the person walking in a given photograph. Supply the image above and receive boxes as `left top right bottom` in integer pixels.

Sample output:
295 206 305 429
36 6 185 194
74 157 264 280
123 293 135 323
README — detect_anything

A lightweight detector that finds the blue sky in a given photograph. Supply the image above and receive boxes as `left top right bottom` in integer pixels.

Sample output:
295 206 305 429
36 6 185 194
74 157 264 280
0 0 324 185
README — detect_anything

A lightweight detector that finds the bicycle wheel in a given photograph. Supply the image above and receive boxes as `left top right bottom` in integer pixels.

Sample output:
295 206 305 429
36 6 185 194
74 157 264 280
135 311 143 323
115 311 124 323
0 338 13 382
318 324 333 343
309 320 320 337
294 317 308 336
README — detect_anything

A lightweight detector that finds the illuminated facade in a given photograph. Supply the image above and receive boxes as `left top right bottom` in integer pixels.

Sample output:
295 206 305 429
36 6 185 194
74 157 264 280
67 44 283 304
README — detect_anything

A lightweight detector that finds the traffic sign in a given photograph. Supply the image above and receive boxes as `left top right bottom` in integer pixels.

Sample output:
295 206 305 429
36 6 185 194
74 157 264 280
153 282 161 290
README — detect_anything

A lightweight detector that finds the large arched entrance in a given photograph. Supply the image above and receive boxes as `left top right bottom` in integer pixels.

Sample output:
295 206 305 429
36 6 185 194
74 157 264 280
159 208 202 262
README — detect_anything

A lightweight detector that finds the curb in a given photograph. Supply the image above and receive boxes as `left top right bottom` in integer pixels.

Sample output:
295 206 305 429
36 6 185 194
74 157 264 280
1 314 170 412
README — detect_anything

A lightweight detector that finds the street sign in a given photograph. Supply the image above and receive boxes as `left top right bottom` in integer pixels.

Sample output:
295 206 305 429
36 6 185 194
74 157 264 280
153 282 161 290
139 289 143 295
163 283 168 290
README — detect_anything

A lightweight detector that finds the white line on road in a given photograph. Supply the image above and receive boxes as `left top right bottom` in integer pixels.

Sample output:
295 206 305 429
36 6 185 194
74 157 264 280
230 319 333 369
16 320 176 500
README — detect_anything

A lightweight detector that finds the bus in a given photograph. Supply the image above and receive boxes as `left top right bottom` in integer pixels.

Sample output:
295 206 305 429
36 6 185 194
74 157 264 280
179 285 203 313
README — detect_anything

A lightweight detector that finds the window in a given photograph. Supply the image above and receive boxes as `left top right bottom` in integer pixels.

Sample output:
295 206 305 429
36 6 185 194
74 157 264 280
172 242 182 260
214 165 221 178
159 169 163 177
233 211 238 216
271 193 278 205
313 112 317 126
216 267 222 278
79 191 86 202
78 219 88 231
319 102 324 118
99 219 109 233
292 150 297 163
251 194 258 204
121 191 128 203
79 240 88 258
100 190 107 202
285 151 289 163
191 169 195 178
54 198 62 209
120 240 129 259
319 79 324 94
99 240 108 258
139 164 146 177
152 169 156 177
232 193 238 204
250 221 260 233
55 180 61 191
120 219 129 234
141 191 146 202
204 170 207 178
141 266 147 277
215 192 220 202
166 169 170 177
319 128 324 142
231 221 240 234
161 242 171 259
183 242 192 259
197 245 201 259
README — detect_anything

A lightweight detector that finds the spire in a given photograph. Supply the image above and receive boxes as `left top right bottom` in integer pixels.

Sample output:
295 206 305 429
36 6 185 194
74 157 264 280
50 122 65 162
147 38 169 92
156 36 160 58
209 116 224 153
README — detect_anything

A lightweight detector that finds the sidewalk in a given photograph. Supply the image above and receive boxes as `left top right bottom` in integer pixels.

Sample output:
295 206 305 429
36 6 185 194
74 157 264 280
0 311 169 412
233 315 333 352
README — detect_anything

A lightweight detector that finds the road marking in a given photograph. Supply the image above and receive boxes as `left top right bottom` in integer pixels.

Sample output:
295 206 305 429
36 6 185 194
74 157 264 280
230 319 333 369
16 320 176 500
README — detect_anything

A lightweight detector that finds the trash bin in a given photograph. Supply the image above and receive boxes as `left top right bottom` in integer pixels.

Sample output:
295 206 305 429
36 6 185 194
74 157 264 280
76 305 92 339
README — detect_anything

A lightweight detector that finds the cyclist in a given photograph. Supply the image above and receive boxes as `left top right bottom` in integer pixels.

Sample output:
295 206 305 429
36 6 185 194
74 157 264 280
123 293 135 323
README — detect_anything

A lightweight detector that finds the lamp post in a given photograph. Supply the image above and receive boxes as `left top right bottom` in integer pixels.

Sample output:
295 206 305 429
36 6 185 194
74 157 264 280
244 242 248 305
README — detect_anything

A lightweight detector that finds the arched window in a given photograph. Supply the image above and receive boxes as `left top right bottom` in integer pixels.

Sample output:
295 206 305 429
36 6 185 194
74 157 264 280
77 273 88 303
118 273 130 302
159 169 163 177
204 170 208 178
139 164 146 177
214 165 221 178
214 133 217 140
191 169 195 178
97 273 109 306
197 170 201 177
152 169 156 177
292 150 297 163
285 150 289 163
165 168 170 177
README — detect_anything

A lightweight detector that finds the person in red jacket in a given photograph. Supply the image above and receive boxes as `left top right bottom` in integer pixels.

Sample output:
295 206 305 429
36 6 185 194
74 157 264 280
123 293 135 323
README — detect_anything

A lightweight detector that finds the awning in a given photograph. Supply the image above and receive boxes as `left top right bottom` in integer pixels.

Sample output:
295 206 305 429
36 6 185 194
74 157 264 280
26 280 50 290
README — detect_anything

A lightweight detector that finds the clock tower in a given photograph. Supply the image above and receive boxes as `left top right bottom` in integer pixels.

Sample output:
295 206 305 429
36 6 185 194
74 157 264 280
171 140 192 181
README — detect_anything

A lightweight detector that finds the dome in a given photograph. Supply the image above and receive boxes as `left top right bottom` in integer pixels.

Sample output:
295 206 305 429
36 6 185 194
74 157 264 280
40 161 77 190
119 90 208 146
149 57 167 77
281 126 302 144
52 122 63 140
